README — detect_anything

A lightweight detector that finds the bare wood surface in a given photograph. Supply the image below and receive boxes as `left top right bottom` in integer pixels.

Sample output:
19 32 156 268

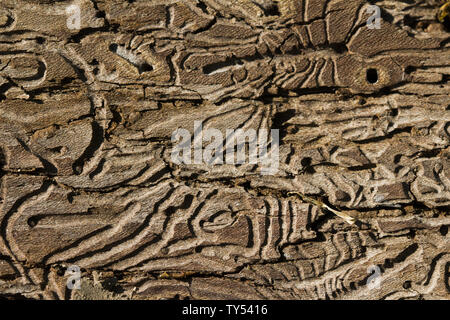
0 0 449 300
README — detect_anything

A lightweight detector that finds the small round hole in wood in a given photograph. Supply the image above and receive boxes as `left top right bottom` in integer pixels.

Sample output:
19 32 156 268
366 68 379 84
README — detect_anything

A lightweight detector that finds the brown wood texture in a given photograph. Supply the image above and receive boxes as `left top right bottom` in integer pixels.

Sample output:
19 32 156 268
0 0 449 300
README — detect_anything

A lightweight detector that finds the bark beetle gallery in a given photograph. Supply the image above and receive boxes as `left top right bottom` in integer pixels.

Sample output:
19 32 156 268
0 0 448 300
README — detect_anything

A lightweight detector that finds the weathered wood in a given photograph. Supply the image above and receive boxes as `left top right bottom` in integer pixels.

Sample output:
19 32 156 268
0 0 449 300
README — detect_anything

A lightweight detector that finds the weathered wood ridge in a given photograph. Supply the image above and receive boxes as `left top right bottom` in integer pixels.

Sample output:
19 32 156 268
0 0 449 300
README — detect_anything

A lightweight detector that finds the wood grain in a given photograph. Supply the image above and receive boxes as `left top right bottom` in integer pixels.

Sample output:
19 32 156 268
0 0 449 300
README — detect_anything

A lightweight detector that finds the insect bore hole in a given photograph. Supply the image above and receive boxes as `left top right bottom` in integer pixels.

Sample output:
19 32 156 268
366 68 378 84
